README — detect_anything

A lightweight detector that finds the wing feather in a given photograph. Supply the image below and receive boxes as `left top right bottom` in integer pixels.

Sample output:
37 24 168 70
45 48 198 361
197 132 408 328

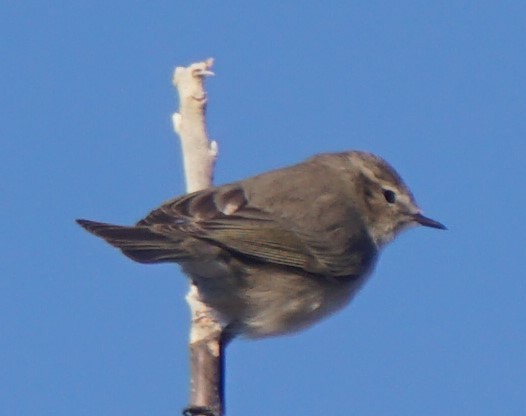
137 174 376 277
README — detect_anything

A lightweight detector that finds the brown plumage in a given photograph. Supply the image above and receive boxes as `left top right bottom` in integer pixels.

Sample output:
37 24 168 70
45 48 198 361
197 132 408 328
77 151 445 338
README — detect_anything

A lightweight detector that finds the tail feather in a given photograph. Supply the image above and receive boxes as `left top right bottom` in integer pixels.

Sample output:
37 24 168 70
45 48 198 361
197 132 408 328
76 219 186 264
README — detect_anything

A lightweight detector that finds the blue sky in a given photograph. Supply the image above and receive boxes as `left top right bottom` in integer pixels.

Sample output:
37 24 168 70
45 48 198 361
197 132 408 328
2 2 525 415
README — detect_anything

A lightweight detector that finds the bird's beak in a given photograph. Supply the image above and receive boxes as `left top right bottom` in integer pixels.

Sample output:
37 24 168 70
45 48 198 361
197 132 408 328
412 213 447 230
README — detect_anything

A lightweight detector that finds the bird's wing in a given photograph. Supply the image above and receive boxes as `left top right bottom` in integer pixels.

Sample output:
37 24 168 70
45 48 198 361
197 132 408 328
138 186 313 270
138 184 375 277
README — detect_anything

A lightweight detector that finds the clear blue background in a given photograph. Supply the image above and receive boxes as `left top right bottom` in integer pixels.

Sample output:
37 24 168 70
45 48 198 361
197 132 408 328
2 2 525 415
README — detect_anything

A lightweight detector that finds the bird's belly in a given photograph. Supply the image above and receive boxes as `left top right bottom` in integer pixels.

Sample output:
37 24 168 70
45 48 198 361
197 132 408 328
239 270 369 338
185 259 372 339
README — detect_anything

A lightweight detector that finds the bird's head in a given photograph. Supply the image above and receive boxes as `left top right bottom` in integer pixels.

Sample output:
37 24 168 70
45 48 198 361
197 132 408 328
342 151 446 247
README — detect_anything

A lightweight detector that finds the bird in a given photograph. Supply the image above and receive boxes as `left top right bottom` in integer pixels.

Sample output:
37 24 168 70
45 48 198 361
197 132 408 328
77 151 445 340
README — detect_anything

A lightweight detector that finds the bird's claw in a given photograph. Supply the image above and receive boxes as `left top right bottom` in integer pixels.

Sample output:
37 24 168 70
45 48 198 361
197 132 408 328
182 405 217 416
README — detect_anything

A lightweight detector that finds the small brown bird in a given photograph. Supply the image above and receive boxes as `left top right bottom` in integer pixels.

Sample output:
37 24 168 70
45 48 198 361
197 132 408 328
77 151 445 340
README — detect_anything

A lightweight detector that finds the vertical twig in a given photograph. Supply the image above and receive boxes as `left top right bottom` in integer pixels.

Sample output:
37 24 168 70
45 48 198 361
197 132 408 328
172 59 225 416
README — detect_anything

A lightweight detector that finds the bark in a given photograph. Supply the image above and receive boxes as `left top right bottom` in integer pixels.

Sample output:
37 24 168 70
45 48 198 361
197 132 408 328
172 59 225 416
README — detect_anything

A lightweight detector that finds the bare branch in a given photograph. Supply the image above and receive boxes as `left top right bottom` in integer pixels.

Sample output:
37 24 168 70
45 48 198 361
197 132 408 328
172 58 218 193
172 59 225 416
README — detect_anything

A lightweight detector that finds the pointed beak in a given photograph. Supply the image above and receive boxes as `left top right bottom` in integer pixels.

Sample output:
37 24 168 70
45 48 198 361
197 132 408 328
412 213 447 230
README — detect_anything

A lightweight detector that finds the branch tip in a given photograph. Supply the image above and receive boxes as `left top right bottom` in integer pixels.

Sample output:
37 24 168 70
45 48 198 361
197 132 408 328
173 58 215 87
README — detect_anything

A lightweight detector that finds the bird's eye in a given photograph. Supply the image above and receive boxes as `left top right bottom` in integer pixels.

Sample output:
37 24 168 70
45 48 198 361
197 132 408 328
383 189 396 204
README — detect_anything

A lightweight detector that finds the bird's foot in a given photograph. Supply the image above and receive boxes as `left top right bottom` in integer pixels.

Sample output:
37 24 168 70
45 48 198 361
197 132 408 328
182 405 217 416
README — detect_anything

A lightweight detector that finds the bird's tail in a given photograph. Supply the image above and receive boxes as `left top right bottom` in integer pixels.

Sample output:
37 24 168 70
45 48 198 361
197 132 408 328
76 219 188 264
